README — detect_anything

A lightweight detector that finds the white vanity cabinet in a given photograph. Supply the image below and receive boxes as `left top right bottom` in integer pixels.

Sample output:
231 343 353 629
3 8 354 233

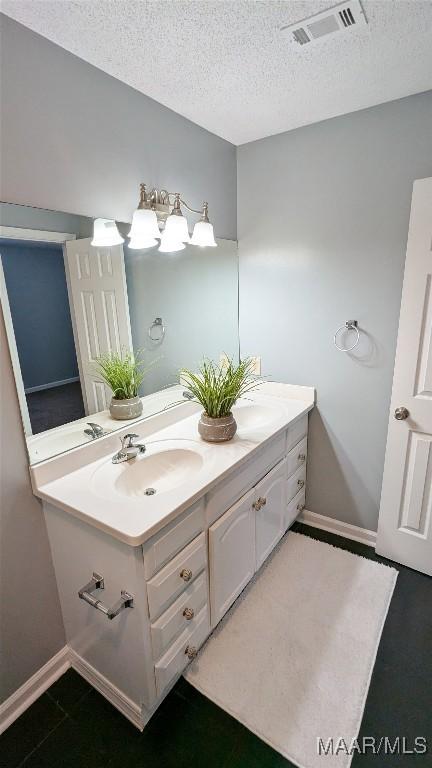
41 404 311 731
209 488 256 626
209 458 288 626
254 459 287 570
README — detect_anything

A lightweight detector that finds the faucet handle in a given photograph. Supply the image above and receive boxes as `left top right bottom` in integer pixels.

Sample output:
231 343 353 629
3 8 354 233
88 422 104 435
121 433 140 449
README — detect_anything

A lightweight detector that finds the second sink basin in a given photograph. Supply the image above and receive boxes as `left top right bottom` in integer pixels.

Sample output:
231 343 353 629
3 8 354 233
91 439 206 500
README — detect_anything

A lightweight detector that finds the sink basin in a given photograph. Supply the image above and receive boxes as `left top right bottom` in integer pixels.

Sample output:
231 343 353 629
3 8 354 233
232 403 280 430
91 440 205 500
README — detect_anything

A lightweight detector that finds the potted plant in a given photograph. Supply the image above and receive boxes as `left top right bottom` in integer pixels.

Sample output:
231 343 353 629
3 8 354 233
95 349 152 420
180 357 259 442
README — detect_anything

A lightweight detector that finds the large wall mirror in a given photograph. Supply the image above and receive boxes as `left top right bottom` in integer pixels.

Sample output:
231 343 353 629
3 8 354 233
0 202 239 464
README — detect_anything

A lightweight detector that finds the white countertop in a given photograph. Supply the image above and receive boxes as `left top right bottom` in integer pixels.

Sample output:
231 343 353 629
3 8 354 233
32 383 315 547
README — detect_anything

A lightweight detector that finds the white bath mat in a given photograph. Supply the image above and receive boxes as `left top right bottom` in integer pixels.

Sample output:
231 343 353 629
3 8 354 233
184 531 397 768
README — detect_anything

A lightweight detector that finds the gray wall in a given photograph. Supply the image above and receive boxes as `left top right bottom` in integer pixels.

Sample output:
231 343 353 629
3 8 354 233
0 15 237 239
125 239 238 395
1 241 79 389
0 16 237 704
238 92 432 532
0 304 65 703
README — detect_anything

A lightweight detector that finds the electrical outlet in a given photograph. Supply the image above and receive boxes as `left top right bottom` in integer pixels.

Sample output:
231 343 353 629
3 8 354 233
219 353 230 371
250 356 261 375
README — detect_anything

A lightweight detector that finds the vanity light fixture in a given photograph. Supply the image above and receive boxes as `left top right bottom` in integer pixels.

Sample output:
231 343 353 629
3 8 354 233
91 184 217 252
91 218 124 247
190 203 217 247
130 184 217 252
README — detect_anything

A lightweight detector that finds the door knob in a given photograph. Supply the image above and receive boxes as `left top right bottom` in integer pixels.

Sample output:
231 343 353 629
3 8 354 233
394 407 409 420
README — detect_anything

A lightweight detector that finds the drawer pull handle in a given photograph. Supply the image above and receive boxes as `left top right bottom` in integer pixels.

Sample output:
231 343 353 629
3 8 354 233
253 496 267 511
185 645 197 660
297 502 305 512
298 453 306 462
297 479 305 489
78 572 134 621
183 607 195 621
180 568 193 582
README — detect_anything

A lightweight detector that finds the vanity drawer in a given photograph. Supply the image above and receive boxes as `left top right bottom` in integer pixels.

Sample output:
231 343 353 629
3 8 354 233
143 499 205 580
286 436 307 478
206 432 286 526
147 533 207 621
151 572 208 660
155 605 210 697
286 415 308 453
285 486 306 530
286 463 306 504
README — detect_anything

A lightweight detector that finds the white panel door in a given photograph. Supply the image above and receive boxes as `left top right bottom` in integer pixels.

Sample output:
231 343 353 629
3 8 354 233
376 178 432 575
64 238 132 414
255 459 287 571
209 488 255 626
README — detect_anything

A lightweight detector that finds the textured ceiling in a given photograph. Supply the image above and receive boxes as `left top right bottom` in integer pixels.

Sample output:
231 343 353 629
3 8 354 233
2 0 432 145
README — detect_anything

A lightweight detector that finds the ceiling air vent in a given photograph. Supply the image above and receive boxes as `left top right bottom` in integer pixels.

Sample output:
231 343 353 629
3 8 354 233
281 0 367 46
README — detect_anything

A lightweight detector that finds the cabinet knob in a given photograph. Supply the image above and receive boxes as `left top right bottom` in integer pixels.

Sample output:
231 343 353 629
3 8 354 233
298 453 306 462
183 607 195 621
297 502 305 512
180 568 192 582
297 479 305 489
185 645 197 660
394 407 409 420
253 496 267 511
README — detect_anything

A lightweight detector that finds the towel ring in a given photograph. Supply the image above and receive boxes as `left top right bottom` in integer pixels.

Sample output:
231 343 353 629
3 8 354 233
334 320 360 352
148 317 165 342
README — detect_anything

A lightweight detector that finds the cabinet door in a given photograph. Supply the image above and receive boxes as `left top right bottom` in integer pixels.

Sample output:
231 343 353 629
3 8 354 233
209 489 255 627
255 459 287 571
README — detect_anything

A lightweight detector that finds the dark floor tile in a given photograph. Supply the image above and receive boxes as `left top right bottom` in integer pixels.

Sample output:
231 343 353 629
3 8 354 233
226 725 290 768
0 694 65 768
46 669 91 715
21 714 108 768
107 685 241 768
68 687 145 758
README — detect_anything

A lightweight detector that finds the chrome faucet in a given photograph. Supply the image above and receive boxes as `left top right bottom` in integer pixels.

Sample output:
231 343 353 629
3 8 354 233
84 422 105 439
112 434 146 464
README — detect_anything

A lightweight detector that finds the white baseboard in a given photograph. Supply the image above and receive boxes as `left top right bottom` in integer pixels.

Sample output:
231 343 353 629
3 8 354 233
25 377 80 394
0 646 70 735
298 509 377 547
69 649 146 731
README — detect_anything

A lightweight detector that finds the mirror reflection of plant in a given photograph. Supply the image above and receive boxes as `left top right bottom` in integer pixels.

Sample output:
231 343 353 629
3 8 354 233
180 357 260 418
95 349 156 400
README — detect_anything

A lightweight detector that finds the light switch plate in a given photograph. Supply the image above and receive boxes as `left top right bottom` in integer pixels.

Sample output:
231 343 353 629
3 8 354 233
250 356 261 375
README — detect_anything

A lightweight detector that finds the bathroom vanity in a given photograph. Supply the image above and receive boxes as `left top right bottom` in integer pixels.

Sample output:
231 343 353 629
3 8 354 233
31 383 314 729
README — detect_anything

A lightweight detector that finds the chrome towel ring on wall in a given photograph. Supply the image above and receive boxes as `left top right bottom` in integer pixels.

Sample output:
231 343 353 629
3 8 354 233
148 317 165 343
333 320 360 352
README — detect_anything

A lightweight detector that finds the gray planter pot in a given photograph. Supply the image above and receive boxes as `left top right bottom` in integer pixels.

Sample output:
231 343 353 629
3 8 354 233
109 396 143 421
198 412 237 443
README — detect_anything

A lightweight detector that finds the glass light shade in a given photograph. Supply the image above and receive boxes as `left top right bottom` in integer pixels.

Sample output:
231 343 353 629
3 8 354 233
128 208 160 240
128 237 158 250
91 218 124 247
190 220 217 247
164 213 190 243
158 231 185 253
